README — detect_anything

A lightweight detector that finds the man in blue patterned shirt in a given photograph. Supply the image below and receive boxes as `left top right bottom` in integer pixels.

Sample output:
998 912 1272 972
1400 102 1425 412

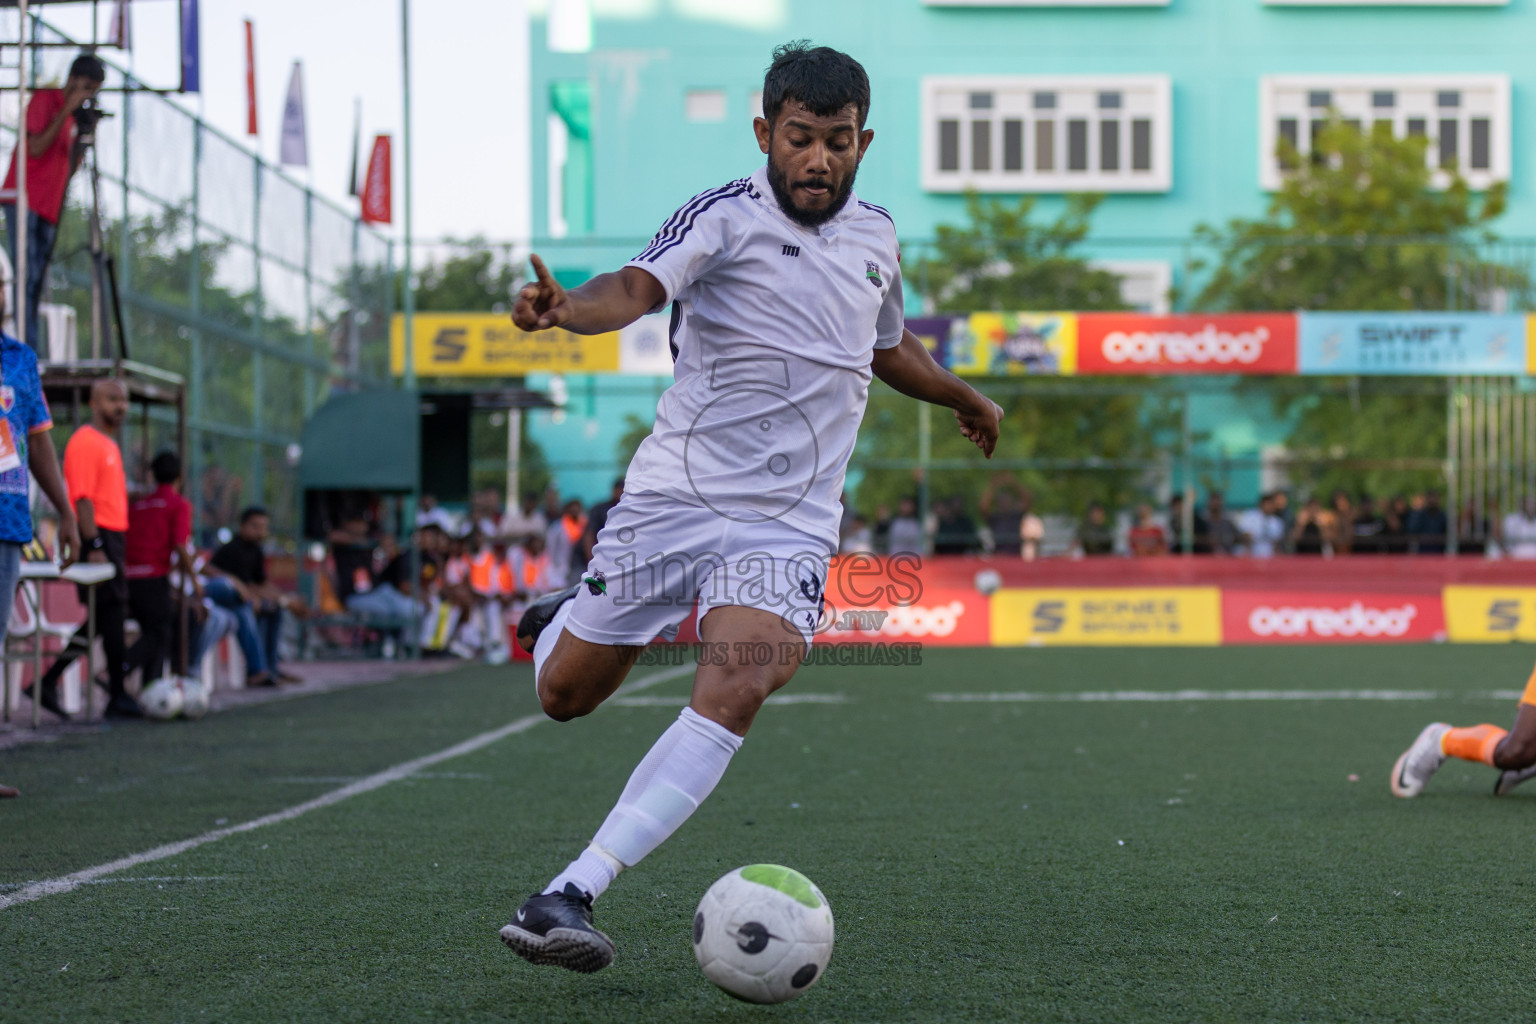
0 285 79 732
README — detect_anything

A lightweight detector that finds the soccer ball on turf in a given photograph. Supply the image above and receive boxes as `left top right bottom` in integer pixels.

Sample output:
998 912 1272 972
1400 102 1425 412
974 568 1003 595
139 676 185 720
693 864 834 1004
179 678 210 719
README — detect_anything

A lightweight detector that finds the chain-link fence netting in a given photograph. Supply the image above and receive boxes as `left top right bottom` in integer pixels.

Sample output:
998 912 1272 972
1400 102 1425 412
0 12 394 548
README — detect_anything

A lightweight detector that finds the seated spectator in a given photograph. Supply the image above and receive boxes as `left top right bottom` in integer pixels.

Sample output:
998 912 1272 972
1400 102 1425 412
1350 494 1388 555
1167 495 1208 554
415 493 455 532
1291 496 1335 556
1075 502 1115 557
885 497 925 556
1200 491 1245 556
545 498 588 588
1501 498 1536 559
1019 492 1045 561
208 507 304 685
583 477 625 561
328 513 420 624
931 497 979 556
1128 504 1167 556
1382 495 1411 554
471 488 505 540
980 476 1027 557
1237 491 1286 558
500 490 547 544
840 514 874 554
1329 489 1356 555
1459 501 1491 556
124 451 197 686
1407 490 1448 554
467 533 515 662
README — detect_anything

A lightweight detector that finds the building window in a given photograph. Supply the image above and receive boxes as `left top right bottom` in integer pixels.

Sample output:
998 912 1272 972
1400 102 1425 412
1259 75 1509 190
1094 260 1173 315
548 80 593 239
924 0 1169 5
685 90 727 123
923 75 1171 193
1264 0 1506 6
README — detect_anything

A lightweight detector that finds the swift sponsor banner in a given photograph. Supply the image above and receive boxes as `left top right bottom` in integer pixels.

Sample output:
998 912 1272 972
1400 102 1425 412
1077 314 1297 375
1223 591 1444 644
1442 586 1536 642
991 587 1222 646
1299 313 1526 375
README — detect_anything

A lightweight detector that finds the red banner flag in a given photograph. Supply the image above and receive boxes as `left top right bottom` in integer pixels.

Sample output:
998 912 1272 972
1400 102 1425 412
243 19 257 135
361 134 392 225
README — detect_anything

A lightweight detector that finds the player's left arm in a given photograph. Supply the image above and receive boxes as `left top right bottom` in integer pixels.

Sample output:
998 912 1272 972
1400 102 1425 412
872 330 1003 458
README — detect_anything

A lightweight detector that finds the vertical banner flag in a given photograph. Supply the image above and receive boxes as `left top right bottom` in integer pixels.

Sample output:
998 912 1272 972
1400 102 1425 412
243 19 257 135
348 99 361 196
178 0 200 93
109 0 132 51
279 61 308 167
361 135 392 225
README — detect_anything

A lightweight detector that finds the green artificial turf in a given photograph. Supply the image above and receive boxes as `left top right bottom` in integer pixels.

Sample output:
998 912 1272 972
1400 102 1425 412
4 644 1536 1022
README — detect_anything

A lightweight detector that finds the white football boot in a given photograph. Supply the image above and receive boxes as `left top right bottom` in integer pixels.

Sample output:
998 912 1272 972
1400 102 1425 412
1390 722 1450 798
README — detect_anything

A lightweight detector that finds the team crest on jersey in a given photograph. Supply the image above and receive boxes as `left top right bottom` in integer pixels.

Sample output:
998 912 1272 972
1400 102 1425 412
864 260 882 288
0 387 15 414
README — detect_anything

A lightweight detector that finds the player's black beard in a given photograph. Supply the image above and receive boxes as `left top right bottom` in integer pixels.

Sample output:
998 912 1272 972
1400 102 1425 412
766 153 858 228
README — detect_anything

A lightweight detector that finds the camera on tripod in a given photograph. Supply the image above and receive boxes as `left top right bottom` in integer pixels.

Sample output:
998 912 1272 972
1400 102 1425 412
72 98 112 146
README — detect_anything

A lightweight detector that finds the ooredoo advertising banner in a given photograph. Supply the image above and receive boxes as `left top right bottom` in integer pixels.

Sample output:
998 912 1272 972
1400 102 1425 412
1222 591 1445 644
1076 314 1298 375
1298 313 1527 375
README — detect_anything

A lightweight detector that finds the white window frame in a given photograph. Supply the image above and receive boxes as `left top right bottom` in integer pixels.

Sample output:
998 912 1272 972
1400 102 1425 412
1094 260 1172 315
1258 74 1510 191
924 0 1166 5
922 74 1172 194
684 89 727 123
1265 1 1504 6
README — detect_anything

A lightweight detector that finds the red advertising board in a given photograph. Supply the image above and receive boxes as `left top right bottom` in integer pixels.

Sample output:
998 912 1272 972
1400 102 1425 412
1077 314 1298 375
1222 591 1445 644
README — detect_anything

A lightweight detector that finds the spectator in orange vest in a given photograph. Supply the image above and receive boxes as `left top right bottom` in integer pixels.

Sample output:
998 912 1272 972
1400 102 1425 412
545 499 588 587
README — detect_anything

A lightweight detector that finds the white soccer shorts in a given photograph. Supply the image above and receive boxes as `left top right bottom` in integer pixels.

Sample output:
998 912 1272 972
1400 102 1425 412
563 491 833 649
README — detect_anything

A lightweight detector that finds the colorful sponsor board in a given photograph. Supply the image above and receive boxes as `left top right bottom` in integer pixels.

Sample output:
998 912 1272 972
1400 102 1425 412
1298 313 1526 375
1222 591 1445 644
390 314 620 376
991 587 1222 646
1076 314 1298 375
949 313 1077 376
1442 586 1536 642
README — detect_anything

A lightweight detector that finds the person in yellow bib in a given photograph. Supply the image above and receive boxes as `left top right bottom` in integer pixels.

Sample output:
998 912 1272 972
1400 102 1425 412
1392 664 1536 797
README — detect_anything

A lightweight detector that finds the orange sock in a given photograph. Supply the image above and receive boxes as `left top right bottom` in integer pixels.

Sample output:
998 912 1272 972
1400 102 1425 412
1442 724 1508 766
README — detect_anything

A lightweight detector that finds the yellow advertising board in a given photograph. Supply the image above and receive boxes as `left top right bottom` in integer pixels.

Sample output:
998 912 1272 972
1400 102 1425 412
949 313 1077 376
1443 586 1536 642
991 587 1222 646
390 314 620 377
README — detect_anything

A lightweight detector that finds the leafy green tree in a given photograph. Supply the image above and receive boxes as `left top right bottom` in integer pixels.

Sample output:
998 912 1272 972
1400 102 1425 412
855 193 1165 521
1193 119 1520 501
916 193 1128 313
413 239 522 313
1191 120 1520 312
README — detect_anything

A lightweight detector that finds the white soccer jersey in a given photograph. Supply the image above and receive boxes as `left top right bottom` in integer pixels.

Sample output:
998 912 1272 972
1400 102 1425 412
622 165 905 549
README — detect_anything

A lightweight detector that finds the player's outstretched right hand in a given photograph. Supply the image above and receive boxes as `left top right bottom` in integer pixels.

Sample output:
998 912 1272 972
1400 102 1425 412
512 254 574 331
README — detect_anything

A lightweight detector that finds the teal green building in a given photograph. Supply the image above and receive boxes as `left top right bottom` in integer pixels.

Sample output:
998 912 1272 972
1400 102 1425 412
523 0 1532 506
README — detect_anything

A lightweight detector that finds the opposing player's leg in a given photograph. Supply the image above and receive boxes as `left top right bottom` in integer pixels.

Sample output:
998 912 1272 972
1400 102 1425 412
1393 662 1536 798
500 604 807 972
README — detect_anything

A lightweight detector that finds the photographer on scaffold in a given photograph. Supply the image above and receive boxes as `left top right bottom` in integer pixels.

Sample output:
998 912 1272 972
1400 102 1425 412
1 53 105 355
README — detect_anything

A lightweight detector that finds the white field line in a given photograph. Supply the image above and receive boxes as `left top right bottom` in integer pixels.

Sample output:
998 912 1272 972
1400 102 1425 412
930 689 1524 703
0 663 696 912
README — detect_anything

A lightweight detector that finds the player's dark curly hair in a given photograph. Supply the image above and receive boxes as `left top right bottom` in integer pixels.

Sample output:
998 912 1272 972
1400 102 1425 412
762 40 870 130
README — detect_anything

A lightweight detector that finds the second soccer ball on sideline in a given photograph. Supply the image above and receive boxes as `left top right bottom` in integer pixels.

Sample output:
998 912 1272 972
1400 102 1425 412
692 864 834 1004
139 676 185 720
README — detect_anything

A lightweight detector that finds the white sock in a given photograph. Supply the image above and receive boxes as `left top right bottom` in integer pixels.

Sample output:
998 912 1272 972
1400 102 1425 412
546 707 743 900
532 598 573 698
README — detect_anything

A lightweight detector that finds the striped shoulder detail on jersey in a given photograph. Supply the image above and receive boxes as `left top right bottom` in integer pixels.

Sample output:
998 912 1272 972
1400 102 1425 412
637 179 756 263
858 200 895 226
634 178 754 262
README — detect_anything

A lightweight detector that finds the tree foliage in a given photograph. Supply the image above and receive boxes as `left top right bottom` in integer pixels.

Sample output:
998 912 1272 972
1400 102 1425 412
916 192 1128 313
1191 120 1520 312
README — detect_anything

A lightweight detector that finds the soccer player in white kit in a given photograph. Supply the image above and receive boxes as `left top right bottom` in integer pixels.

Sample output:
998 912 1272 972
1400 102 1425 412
499 42 1003 973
